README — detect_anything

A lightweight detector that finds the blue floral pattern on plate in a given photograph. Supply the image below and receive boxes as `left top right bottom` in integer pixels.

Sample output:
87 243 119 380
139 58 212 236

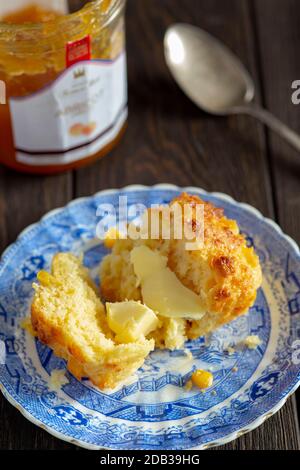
0 184 299 450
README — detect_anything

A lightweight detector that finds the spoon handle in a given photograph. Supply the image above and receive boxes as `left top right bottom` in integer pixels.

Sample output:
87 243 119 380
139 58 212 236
241 105 300 152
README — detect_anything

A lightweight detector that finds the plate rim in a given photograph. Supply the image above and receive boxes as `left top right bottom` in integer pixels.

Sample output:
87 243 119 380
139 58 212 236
0 182 300 450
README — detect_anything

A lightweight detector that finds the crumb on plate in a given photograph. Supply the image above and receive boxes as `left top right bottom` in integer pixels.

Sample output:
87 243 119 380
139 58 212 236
191 369 213 389
225 345 235 355
185 379 193 391
184 349 193 360
49 369 69 391
243 335 262 350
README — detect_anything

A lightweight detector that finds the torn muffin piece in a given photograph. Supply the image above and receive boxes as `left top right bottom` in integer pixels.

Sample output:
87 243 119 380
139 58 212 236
100 193 262 349
31 253 154 390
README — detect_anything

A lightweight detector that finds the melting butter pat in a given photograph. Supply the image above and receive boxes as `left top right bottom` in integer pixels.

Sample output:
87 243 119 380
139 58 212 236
130 246 205 320
106 300 159 343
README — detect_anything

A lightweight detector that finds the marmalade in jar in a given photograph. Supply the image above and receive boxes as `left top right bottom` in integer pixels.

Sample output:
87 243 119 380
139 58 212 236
0 0 127 174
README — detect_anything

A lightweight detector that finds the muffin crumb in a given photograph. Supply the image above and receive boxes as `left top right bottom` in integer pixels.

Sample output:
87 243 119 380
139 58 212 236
243 335 262 350
49 369 69 391
185 380 193 391
225 345 235 355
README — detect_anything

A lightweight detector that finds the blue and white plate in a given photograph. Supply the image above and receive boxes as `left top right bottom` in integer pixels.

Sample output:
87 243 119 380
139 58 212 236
0 184 300 450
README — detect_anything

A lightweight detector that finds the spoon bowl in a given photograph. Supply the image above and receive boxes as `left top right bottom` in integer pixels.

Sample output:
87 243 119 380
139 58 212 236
164 23 254 114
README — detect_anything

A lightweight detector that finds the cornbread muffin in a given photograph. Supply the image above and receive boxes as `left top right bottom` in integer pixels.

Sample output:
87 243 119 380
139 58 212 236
31 253 154 389
100 193 262 349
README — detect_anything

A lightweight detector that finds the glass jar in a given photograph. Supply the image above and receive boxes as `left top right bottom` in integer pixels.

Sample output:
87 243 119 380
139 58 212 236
0 0 127 174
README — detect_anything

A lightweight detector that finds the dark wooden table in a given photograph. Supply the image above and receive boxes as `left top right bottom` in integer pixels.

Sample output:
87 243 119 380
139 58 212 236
1 0 300 450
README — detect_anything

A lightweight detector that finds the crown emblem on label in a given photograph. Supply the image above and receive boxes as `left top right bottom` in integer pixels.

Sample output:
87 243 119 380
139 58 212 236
74 68 85 79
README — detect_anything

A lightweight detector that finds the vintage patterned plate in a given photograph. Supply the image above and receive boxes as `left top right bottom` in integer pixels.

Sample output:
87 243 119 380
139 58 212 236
0 184 300 450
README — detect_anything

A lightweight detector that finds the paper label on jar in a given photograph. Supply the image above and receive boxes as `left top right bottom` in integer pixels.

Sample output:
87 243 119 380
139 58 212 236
9 52 128 166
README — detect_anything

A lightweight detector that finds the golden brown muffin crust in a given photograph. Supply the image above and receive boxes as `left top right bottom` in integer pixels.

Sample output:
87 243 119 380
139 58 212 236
100 193 262 347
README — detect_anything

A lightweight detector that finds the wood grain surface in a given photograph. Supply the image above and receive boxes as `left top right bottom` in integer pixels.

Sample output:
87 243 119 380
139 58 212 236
0 0 299 450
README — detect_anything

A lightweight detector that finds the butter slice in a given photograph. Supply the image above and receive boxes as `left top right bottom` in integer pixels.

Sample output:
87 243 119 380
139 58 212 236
130 246 205 320
106 300 159 343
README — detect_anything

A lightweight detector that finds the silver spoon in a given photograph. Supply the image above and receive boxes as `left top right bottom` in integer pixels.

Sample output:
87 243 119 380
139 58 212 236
164 23 300 152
